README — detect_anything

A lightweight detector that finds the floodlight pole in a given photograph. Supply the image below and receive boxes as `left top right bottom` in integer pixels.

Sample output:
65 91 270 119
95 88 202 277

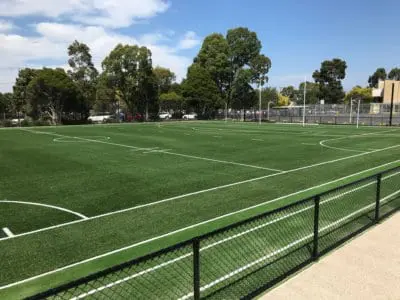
356 99 361 129
259 79 262 125
303 77 307 127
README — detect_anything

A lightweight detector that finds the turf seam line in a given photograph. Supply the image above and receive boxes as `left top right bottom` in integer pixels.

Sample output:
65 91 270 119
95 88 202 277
0 200 88 220
0 160 399 290
68 174 399 299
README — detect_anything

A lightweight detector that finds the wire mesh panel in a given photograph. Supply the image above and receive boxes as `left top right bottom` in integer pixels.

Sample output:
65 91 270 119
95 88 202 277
29 242 194 300
380 167 400 218
318 176 377 255
191 199 315 299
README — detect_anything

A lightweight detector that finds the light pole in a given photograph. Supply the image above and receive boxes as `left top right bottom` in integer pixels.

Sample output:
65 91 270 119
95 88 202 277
303 76 307 127
349 97 353 124
258 78 262 125
356 99 361 129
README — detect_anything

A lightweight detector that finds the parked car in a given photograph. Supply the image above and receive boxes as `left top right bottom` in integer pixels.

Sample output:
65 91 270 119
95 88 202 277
182 113 197 120
11 118 23 125
159 112 172 120
88 115 112 123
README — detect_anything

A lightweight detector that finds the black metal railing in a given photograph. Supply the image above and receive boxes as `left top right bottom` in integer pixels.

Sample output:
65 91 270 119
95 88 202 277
27 166 400 299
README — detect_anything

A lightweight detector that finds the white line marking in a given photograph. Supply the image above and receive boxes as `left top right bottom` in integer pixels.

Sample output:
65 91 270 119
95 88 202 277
178 190 400 300
162 151 283 172
319 130 395 153
251 139 264 141
302 143 316 146
1 148 400 245
70 172 400 299
1 160 399 290
143 149 172 154
21 129 283 172
0 200 88 219
2 227 14 237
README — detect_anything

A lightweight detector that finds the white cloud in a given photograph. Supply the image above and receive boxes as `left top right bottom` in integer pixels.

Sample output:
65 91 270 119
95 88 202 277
0 22 195 92
0 20 13 32
178 31 201 50
0 0 170 28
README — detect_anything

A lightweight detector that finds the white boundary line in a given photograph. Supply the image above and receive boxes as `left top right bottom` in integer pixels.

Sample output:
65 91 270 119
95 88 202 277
1 148 400 244
1 160 399 290
0 200 88 220
21 129 284 173
178 190 400 300
2 227 14 237
69 171 400 299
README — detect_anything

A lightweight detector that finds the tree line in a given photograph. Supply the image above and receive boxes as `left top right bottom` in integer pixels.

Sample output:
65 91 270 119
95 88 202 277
0 27 399 125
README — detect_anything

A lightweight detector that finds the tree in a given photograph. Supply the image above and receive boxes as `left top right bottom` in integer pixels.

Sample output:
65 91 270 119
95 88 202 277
101 44 157 119
313 58 347 103
231 69 256 110
299 81 320 104
277 94 290 106
182 64 221 118
67 40 98 115
0 92 13 118
153 67 176 94
13 68 39 114
94 74 118 113
250 54 271 88
26 68 82 124
368 68 386 88
195 33 231 98
159 92 184 111
344 86 373 103
388 68 400 80
281 86 296 102
227 27 262 72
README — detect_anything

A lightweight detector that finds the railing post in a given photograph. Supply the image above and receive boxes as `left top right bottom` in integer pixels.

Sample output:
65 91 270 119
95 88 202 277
313 195 320 260
375 174 382 222
193 239 200 300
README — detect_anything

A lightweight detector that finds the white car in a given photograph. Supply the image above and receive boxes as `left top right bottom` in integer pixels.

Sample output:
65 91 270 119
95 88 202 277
88 115 112 123
182 113 197 120
159 112 172 120
11 118 22 125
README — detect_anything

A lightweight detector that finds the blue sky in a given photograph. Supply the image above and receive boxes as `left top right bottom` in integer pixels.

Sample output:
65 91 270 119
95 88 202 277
0 0 399 92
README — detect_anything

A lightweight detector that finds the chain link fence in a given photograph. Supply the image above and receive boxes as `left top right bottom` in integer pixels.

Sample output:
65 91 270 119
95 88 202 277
27 166 400 300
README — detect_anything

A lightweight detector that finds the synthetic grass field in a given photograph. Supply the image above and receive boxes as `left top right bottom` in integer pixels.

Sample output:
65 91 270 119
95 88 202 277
0 121 400 298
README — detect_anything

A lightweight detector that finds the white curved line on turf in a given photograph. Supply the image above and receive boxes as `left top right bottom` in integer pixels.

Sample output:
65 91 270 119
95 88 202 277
319 129 397 153
0 200 88 220
0 159 399 291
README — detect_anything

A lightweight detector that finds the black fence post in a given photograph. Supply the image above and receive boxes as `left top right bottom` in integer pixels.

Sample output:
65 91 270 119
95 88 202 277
312 195 320 260
193 239 201 300
375 174 382 222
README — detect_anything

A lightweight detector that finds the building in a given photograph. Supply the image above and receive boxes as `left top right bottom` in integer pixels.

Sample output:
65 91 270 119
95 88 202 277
372 80 400 103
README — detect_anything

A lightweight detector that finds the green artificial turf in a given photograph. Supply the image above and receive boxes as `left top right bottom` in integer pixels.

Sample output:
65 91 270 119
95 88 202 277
0 121 399 299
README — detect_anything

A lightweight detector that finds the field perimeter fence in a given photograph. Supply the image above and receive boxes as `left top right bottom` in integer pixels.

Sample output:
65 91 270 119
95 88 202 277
28 166 400 300
215 103 400 126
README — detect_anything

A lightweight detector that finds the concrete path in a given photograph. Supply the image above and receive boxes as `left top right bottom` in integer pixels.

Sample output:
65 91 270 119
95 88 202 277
261 212 400 300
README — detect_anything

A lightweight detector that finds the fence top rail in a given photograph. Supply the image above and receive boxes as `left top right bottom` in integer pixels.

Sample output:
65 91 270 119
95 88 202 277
26 164 400 299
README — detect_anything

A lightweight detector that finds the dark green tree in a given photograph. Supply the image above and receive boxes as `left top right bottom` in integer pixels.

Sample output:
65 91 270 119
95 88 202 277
313 58 347 103
153 66 176 94
26 68 82 124
67 40 98 116
299 81 320 104
102 44 157 119
368 68 387 88
388 68 400 80
0 92 13 119
13 68 39 115
182 64 221 118
281 86 296 102
231 69 256 110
